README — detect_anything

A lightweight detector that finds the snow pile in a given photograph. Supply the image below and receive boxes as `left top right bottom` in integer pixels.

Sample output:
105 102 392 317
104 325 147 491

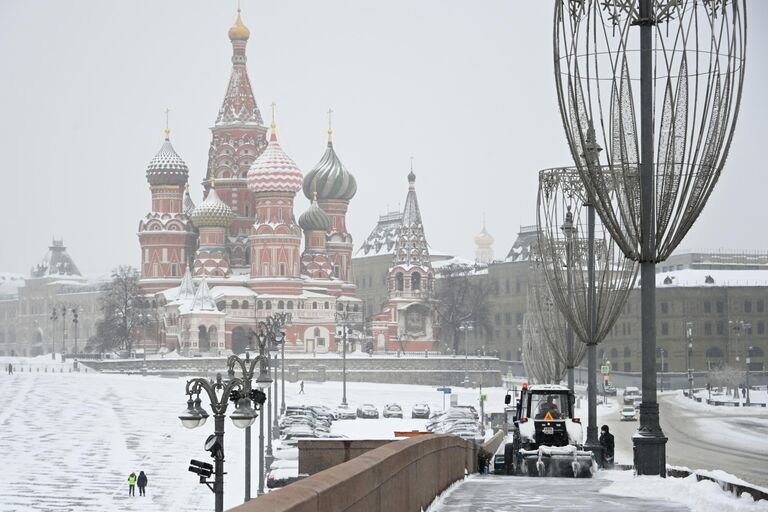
423 474 470 512
601 471 768 511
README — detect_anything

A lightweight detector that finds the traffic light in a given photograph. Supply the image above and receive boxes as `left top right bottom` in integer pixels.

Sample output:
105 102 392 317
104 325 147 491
603 375 609 383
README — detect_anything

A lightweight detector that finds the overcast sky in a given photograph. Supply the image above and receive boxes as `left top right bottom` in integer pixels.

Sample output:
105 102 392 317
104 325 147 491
0 1 766 276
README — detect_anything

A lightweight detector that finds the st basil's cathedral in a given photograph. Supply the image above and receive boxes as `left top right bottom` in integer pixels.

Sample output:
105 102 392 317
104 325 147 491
137 10 436 355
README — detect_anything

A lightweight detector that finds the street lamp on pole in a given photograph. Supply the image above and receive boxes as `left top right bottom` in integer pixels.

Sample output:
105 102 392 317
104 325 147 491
226 350 271 503
336 305 354 408
72 308 79 358
686 322 694 399
50 307 58 360
459 321 473 387
746 346 753 406
180 372 264 512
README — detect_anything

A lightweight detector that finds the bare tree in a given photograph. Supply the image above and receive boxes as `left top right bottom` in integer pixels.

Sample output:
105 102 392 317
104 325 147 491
93 266 144 354
435 263 492 354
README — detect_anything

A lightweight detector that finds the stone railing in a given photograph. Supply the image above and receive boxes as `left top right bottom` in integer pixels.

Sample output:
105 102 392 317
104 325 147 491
227 434 476 512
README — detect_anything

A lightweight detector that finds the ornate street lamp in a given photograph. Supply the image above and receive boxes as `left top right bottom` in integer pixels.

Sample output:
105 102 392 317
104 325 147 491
554 0 747 476
50 307 58 360
179 373 265 512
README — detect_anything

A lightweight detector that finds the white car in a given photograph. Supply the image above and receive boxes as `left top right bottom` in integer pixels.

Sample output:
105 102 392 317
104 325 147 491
620 406 637 421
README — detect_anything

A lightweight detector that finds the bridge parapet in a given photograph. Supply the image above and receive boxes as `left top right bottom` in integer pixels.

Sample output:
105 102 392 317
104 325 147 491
228 434 477 512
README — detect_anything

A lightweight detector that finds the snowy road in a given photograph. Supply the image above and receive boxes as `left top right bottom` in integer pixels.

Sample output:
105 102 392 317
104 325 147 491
603 393 768 488
428 474 689 511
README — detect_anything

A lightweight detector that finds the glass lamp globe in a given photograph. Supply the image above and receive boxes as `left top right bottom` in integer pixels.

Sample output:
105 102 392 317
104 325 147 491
179 398 202 429
230 398 257 429
255 370 272 389
194 397 209 427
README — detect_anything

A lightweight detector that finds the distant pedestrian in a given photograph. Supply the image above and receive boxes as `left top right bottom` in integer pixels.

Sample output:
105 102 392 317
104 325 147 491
7 363 12 375
128 472 137 496
137 471 147 496
599 425 614 469
299 380 305 394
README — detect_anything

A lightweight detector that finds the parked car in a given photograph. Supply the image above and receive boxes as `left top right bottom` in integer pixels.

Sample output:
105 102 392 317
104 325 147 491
603 383 617 396
383 403 403 418
452 405 479 420
623 386 641 405
335 407 357 420
620 406 637 421
411 403 431 419
356 404 379 419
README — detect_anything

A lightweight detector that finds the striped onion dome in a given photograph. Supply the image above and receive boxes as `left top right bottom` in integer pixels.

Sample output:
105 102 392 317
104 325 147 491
189 185 235 228
247 130 303 194
146 129 189 186
303 139 357 201
299 197 331 232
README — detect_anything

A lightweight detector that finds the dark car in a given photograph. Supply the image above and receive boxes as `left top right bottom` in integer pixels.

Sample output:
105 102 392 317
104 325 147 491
383 404 403 418
356 404 379 419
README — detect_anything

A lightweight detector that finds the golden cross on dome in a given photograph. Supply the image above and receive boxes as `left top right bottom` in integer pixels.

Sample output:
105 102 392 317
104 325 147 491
410 156 414 171
164 108 171 140
270 101 276 129
327 108 334 143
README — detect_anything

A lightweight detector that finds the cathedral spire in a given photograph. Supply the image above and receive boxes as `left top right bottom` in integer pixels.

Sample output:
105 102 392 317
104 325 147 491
215 7 263 127
394 165 430 267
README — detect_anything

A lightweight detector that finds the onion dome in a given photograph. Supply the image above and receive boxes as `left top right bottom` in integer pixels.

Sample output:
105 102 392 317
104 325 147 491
299 192 331 232
474 225 494 248
228 9 250 41
303 128 357 201
146 128 189 186
247 124 303 194
189 180 235 228
183 183 196 216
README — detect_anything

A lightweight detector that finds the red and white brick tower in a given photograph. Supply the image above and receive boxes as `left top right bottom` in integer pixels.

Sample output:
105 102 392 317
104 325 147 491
204 9 268 271
189 179 236 277
138 128 196 292
246 117 305 294
302 119 357 282
299 188 333 279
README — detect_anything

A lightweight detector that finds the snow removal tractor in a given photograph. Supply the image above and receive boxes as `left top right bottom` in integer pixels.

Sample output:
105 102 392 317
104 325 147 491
500 384 595 478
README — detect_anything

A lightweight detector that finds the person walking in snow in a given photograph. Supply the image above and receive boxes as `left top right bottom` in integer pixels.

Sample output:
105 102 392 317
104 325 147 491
299 380 305 394
128 472 137 496
137 471 148 496
599 425 614 469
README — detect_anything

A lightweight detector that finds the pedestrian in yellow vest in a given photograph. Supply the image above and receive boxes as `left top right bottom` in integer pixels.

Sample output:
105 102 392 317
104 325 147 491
128 472 137 496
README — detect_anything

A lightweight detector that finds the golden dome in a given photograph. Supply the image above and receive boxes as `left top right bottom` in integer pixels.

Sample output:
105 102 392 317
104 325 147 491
228 9 250 41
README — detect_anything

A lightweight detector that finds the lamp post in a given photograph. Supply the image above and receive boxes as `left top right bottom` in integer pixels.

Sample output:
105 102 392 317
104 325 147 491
729 320 751 400
226 350 271 502
336 305 354 408
180 372 264 512
657 347 666 392
280 334 286 415
746 346 752 407
686 322 694 399
459 322 473 387
50 307 58 360
272 352 279 437
61 306 68 359
72 308 79 357
251 312 290 494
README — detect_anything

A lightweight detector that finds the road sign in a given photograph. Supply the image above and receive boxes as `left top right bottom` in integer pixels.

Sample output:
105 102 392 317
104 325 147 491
600 365 610 375
480 393 488 403
436 387 452 394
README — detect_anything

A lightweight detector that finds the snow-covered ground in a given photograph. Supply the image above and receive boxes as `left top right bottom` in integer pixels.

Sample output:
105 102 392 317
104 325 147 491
0 367 497 512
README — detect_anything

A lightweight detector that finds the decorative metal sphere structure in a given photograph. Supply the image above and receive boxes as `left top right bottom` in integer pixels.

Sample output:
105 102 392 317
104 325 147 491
525 252 588 386
536 165 638 456
522 297 566 385
554 0 747 475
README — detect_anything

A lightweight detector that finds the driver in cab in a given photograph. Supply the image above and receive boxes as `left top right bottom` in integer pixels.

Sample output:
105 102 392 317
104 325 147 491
536 395 561 420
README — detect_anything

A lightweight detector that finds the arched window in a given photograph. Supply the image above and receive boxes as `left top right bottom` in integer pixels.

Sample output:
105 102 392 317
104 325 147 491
623 347 631 358
216 301 226 311
353 304 359 312
278 300 284 310
287 301 294 310
241 300 249 310
314 327 321 337
312 302 318 310
324 301 329 310
257 300 263 310
395 272 404 292
411 272 421 291
266 301 272 310
337 302 344 311
231 300 239 309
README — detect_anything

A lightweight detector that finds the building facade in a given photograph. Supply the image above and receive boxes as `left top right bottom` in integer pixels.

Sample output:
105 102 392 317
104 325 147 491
0 240 109 357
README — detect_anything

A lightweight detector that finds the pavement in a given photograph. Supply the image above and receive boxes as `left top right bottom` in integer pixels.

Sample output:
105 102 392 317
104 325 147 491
429 474 688 511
